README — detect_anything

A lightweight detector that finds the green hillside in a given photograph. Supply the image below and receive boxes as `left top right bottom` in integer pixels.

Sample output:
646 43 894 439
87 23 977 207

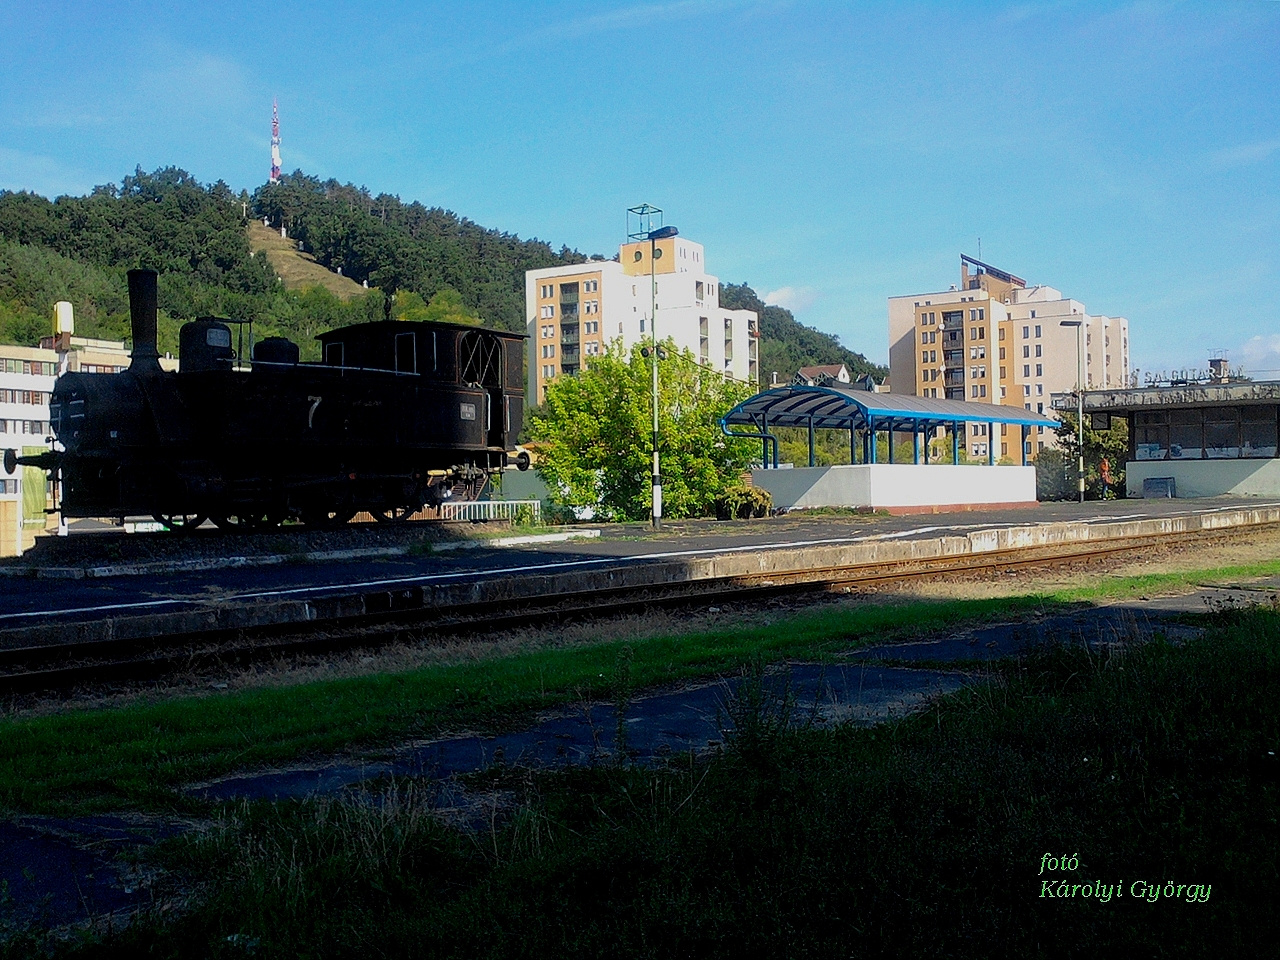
0 166 886 377
246 219 368 300
719 282 886 384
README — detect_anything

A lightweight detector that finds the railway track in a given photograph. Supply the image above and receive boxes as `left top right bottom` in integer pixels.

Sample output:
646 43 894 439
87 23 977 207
1 523 1266 697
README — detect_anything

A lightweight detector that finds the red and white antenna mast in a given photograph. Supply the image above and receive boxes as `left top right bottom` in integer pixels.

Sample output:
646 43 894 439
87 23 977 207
270 99 281 183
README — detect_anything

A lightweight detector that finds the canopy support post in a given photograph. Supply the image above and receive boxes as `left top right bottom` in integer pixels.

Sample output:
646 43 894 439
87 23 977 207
869 414 877 464
953 422 960 464
913 424 920 465
1021 424 1029 466
807 416 815 468
988 423 995 465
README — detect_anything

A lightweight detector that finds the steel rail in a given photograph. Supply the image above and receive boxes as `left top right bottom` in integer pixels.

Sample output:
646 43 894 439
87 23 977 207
0 524 1271 696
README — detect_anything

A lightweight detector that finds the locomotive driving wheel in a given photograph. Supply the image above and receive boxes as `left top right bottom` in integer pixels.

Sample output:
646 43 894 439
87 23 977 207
153 512 207 533
371 504 418 524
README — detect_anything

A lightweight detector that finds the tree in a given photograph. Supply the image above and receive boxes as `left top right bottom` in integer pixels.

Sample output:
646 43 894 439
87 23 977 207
528 340 758 521
1046 413 1130 499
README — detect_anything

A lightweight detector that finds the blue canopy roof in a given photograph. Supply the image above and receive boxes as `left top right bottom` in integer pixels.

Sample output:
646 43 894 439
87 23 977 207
721 384 1059 433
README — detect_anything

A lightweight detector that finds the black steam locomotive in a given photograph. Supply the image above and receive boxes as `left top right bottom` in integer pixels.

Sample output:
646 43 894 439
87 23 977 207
5 269 528 530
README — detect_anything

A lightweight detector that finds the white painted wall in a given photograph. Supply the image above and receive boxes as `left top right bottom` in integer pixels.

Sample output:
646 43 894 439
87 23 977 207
751 463 1037 511
1126 459 1280 499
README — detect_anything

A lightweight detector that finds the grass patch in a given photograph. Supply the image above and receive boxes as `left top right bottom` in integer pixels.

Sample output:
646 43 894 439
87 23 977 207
0 595 1054 816
54 605 1280 957
1 558 1276 818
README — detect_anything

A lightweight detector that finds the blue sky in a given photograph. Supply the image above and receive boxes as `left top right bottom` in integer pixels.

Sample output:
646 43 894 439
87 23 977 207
2 1 1278 377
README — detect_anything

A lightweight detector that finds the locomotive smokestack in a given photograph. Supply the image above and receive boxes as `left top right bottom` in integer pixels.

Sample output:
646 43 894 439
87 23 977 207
127 268 162 373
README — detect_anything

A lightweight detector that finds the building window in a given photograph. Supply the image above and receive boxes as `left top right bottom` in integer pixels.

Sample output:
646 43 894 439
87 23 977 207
1030 310 1037 319
1036 383 1043 395
585 342 601 356
971 385 979 398
1035 324 1042 337
930 350 936 362
921 332 928 345
999 366 1006 378
1000 386 1007 398
1036 364 1043 376
1022 326 1030 339
1023 384 1031 396
1035 344 1042 357
541 344 555 358
980 384 986 397
1037 403 1044 414
540 305 554 319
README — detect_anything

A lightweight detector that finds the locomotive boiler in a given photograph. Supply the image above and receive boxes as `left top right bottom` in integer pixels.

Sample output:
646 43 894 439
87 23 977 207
5 269 529 530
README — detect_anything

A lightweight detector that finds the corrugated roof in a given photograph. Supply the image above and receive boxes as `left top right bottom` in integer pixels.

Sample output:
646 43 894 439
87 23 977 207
721 384 1059 431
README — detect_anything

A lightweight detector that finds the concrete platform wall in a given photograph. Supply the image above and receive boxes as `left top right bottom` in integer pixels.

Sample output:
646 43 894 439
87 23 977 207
1127 458 1280 498
751 463 1036 513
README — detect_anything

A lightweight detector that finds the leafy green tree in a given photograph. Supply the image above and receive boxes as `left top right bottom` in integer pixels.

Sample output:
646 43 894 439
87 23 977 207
528 340 757 520
1044 412 1130 499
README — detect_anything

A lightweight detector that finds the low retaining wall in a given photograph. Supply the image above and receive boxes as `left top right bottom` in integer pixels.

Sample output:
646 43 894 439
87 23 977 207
1127 459 1280 499
4 504 1279 653
751 463 1036 513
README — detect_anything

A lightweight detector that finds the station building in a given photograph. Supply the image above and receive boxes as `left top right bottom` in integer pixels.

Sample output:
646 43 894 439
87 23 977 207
888 255 1130 459
524 235 759 403
1057 381 1280 499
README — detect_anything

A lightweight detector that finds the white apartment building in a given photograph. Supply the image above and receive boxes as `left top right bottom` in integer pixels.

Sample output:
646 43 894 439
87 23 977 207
888 256 1130 460
1 336 137 554
525 235 758 403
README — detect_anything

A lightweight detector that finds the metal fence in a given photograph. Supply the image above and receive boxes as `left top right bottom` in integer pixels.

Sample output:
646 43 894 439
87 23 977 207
438 499 541 523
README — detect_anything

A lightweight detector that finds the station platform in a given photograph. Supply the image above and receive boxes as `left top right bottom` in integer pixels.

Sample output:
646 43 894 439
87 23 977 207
1 498 1278 650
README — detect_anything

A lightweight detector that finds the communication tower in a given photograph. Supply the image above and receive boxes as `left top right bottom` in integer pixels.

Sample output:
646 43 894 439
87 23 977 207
270 100 281 183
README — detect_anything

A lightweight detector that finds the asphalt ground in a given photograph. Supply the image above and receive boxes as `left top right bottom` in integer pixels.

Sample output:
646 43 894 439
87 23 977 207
1 498 1276 629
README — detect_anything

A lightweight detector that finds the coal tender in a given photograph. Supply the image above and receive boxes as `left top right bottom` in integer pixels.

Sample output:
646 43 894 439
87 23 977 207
6 269 528 530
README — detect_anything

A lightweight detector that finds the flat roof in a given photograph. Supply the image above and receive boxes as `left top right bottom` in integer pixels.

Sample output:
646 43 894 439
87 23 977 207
723 384 1059 432
1055 381 1280 414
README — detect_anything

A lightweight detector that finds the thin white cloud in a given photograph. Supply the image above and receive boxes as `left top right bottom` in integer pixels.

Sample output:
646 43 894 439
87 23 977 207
0 146 99 197
763 285 817 312
1241 334 1280 378
1210 138 1280 170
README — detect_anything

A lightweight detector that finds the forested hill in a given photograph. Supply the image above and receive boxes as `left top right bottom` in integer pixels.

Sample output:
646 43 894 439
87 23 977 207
718 283 886 384
0 167 884 380
253 172 588 333
0 167 585 355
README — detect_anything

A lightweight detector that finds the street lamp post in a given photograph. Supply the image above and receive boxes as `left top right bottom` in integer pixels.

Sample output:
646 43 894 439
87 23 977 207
1060 319 1086 503
645 225 678 528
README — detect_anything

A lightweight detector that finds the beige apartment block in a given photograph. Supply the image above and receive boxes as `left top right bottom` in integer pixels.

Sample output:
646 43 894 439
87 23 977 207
888 255 1130 460
525 236 759 404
